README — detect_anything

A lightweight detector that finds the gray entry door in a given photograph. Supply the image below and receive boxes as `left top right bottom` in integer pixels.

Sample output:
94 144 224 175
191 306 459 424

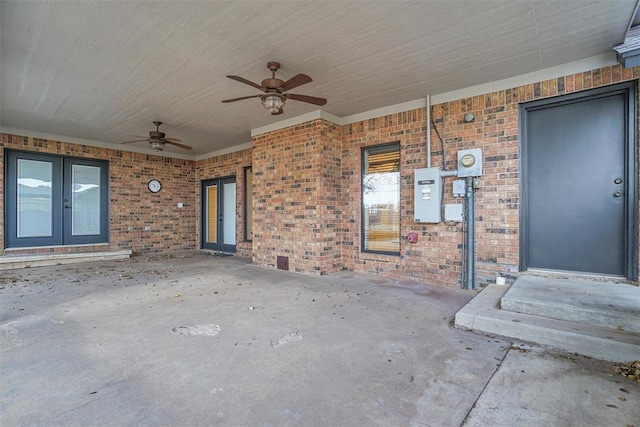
522 84 636 278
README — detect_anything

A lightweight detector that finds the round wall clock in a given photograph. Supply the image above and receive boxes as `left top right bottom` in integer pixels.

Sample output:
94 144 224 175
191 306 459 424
148 179 162 193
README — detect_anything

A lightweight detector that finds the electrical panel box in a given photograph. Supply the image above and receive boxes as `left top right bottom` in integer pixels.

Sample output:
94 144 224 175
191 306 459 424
452 179 466 197
414 167 441 223
444 204 464 222
457 148 483 177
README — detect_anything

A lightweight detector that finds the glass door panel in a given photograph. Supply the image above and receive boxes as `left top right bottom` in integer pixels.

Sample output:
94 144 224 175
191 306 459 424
222 182 236 246
63 157 109 245
6 151 63 247
206 185 218 244
17 159 53 238
71 164 101 236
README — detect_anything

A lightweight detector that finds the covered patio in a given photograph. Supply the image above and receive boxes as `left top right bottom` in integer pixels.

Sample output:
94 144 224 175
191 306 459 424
1 254 638 426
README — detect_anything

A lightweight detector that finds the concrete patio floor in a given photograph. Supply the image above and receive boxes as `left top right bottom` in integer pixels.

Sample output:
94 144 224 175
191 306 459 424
1 253 638 426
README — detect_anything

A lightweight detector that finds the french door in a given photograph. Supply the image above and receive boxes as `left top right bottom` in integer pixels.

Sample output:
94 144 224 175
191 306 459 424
5 150 109 248
201 176 236 253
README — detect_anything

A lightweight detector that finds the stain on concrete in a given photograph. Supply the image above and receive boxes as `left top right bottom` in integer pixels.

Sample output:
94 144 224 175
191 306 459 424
270 331 303 348
172 324 220 336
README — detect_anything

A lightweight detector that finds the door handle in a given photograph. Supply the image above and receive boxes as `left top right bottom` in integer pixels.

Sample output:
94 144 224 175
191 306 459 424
614 191 623 197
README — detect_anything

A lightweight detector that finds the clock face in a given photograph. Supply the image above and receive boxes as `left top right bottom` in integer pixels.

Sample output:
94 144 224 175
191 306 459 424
148 179 162 193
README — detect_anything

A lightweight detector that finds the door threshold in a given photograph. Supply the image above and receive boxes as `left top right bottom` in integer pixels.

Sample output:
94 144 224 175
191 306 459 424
201 250 235 257
0 249 132 270
524 269 630 284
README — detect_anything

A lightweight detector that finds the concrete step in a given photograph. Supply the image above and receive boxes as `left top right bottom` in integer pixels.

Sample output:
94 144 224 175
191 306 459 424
455 283 640 362
0 250 132 270
501 276 640 333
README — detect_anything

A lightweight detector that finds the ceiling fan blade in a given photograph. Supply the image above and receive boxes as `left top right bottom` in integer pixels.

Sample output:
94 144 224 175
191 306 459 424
164 137 183 143
164 140 193 150
221 94 263 103
280 73 312 92
121 139 148 144
285 93 327 106
226 75 266 92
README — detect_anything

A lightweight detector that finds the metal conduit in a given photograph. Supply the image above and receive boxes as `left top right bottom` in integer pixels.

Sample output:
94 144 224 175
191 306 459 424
465 176 476 290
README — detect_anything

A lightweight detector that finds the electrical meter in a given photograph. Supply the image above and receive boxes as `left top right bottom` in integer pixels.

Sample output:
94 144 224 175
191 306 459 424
457 148 483 177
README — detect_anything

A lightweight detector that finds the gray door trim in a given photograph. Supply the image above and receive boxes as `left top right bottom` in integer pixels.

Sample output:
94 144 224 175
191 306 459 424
519 81 638 280
200 175 236 253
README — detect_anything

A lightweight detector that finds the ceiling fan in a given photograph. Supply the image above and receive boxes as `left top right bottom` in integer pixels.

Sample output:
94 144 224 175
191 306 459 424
121 121 192 151
222 62 327 115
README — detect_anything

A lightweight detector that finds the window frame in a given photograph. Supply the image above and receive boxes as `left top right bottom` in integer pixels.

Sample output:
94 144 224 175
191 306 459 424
243 166 253 242
360 142 401 256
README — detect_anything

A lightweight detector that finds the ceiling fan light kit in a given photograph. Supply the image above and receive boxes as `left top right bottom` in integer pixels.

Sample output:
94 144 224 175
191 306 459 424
262 93 285 114
223 61 327 115
149 140 166 151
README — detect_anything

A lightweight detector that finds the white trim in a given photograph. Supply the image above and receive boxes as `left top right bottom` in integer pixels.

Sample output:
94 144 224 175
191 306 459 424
0 127 195 161
250 110 343 137
340 99 427 125
319 110 343 126
430 53 619 105
195 142 253 161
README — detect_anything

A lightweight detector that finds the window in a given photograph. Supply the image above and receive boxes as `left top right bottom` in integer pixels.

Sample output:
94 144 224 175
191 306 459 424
362 143 400 254
5 150 109 248
244 166 253 241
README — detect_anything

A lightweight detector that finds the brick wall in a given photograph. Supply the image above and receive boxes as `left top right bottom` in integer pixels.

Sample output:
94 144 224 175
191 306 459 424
1 134 198 255
340 103 519 287
196 148 253 258
341 63 639 287
2 63 638 286
252 119 343 275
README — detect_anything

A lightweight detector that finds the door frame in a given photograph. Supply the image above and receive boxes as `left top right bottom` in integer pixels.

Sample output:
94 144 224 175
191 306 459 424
5 149 110 248
519 81 638 280
62 157 110 245
200 175 236 253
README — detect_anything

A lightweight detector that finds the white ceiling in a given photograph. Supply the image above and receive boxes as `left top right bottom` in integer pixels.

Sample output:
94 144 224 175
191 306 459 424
0 0 635 158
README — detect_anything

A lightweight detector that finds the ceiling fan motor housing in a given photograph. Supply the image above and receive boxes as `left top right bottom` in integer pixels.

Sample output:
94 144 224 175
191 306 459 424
149 131 165 139
262 78 285 89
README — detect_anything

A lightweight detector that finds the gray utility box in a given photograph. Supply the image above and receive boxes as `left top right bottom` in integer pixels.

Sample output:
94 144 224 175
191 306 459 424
444 204 464 222
414 167 441 223
457 148 483 177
